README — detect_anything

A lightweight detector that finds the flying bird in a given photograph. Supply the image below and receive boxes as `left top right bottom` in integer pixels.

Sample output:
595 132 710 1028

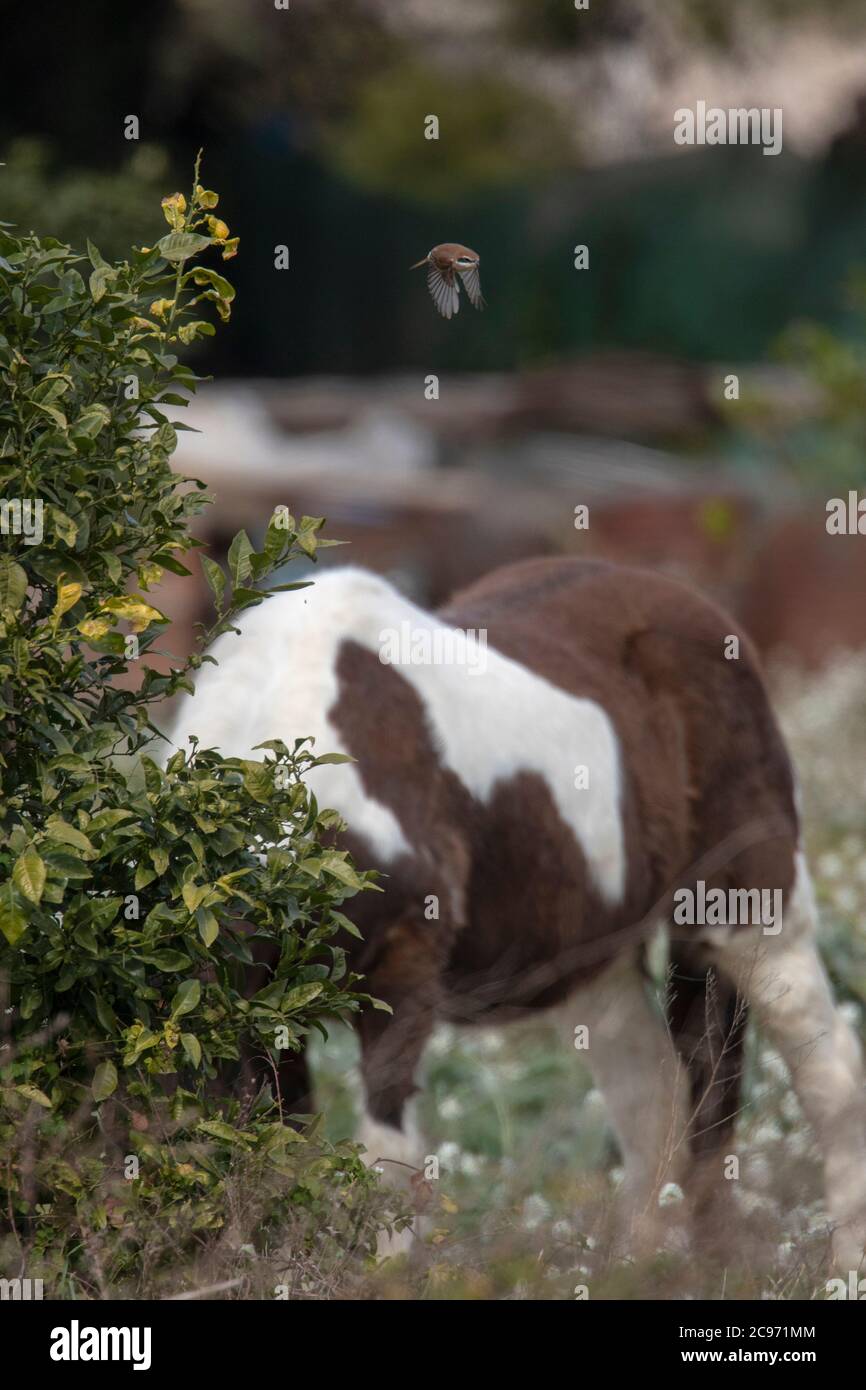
411 243 484 319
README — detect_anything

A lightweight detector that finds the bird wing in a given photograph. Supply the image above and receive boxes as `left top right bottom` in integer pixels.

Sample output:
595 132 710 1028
427 263 460 319
458 263 484 310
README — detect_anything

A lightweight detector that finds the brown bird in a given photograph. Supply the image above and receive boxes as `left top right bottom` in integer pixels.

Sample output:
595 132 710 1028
411 243 484 319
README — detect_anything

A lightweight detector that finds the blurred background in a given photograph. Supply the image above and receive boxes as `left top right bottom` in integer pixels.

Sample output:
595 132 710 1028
7 0 866 1296
6 0 866 670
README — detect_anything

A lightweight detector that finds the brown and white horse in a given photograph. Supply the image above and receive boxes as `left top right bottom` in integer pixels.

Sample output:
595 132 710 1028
170 557 866 1267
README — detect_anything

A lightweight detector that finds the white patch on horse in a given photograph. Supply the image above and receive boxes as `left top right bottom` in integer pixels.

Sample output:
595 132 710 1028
171 568 626 902
166 571 412 863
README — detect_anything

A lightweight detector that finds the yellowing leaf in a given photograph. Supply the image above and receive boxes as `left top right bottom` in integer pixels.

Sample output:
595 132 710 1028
15 1083 52 1109
137 562 163 591
190 268 235 301
45 815 95 854
161 191 187 229
182 881 208 913
51 579 82 632
101 595 166 633
12 848 46 905
78 616 112 641
92 1060 118 1101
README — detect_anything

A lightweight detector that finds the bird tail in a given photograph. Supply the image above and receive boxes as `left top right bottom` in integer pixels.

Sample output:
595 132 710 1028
410 258 428 270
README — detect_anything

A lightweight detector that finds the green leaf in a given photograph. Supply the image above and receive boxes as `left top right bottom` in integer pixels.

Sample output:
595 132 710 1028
282 982 324 1012
319 852 365 891
196 908 219 948
181 1033 202 1068
227 530 253 586
156 231 213 262
88 267 110 301
93 993 119 1034
34 402 68 430
196 1118 252 1147
12 848 46 905
92 1060 118 1102
0 883 28 945
0 556 27 614
330 910 363 940
71 403 111 439
171 978 201 1019
135 862 156 891
87 808 135 835
200 554 225 608
242 761 273 804
46 815 94 855
87 238 109 269
146 951 192 972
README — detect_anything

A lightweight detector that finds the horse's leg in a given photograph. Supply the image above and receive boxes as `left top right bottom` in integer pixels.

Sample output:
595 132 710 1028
568 950 691 1250
708 853 866 1272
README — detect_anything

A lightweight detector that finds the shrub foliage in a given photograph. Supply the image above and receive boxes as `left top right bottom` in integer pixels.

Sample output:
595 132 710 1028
0 163 401 1296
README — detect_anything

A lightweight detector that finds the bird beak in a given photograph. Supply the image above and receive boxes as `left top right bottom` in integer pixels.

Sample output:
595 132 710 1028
410 259 428 270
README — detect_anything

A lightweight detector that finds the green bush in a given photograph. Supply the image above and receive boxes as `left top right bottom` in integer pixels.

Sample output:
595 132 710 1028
0 161 405 1297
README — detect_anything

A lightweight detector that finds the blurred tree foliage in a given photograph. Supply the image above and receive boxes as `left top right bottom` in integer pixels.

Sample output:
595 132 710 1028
730 274 866 492
324 63 574 204
676 0 865 48
504 0 866 51
504 0 643 49
1 141 170 263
